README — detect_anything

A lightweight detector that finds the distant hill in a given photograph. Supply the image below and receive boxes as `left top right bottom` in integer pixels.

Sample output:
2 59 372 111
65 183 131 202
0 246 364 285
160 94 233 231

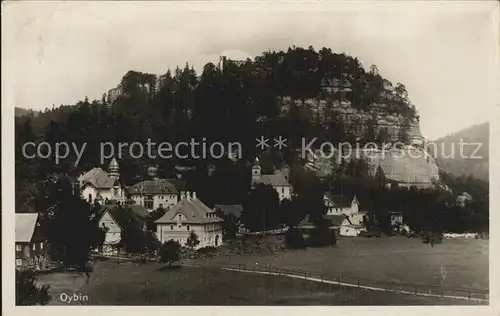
15 107 39 118
431 122 489 181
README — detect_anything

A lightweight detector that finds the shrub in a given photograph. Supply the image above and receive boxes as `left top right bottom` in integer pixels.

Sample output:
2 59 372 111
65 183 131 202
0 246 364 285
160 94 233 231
422 232 443 245
159 240 181 266
284 227 306 249
186 231 200 250
16 270 51 305
307 225 336 247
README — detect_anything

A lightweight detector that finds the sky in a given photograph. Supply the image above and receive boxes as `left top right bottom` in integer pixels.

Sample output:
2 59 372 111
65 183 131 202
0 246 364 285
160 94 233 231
3 1 499 140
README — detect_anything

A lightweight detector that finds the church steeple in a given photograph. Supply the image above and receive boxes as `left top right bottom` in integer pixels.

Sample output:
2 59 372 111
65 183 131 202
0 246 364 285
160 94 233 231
252 156 261 180
108 157 120 180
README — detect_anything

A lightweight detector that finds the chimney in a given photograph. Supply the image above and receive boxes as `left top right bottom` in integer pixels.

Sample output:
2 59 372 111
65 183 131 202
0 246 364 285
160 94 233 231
186 191 191 201
180 191 186 200
192 192 197 201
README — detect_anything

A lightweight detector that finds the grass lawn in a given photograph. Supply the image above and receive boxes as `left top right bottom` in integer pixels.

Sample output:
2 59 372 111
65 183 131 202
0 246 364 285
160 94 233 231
36 259 483 305
207 236 489 290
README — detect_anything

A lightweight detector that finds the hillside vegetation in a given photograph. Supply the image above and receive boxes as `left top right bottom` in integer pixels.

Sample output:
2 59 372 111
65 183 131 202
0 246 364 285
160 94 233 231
432 122 489 182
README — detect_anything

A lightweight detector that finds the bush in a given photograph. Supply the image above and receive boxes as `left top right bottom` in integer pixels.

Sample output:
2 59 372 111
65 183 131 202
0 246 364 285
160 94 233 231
307 225 336 247
159 240 181 266
197 246 217 254
284 227 306 249
16 270 51 305
422 232 443 245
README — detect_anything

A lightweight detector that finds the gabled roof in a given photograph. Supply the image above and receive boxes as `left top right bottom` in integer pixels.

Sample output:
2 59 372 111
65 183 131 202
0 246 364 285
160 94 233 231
214 204 243 218
252 173 290 187
129 179 178 195
15 213 39 243
78 167 117 189
324 193 350 208
99 204 148 230
155 198 223 225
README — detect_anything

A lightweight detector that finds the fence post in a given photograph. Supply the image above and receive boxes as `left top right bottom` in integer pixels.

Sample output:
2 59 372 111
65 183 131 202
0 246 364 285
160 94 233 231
414 286 418 295
337 276 341 285
304 271 307 280
468 291 471 300
357 280 360 288
268 266 272 274
320 273 324 283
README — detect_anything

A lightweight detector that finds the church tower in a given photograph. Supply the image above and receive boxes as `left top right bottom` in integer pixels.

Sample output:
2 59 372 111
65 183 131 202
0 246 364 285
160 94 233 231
252 157 261 181
108 157 120 181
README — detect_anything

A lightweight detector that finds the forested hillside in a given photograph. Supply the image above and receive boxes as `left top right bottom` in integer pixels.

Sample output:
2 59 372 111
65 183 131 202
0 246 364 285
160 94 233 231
432 122 489 182
15 46 426 212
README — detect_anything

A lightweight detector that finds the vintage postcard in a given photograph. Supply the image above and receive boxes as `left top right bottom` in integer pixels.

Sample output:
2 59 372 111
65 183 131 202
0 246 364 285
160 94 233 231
2 1 499 315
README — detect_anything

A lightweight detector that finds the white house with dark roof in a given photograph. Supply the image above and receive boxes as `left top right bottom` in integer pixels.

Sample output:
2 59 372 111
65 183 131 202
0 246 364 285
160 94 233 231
323 193 367 236
78 158 126 204
97 204 149 255
15 213 46 269
251 157 292 201
324 193 359 216
128 166 179 211
155 192 224 249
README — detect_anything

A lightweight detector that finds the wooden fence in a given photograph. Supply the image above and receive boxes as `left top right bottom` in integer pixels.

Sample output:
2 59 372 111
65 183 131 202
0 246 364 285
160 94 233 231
192 261 489 303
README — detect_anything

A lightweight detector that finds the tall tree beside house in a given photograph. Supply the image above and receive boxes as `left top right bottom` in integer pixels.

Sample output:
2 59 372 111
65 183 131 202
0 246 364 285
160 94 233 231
159 240 181 267
241 184 280 232
186 231 200 250
36 174 105 269
16 270 51 306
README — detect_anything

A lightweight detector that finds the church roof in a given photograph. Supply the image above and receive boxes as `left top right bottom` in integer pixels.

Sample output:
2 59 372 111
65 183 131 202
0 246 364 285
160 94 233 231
78 168 117 189
155 198 223 225
109 157 119 169
252 173 290 187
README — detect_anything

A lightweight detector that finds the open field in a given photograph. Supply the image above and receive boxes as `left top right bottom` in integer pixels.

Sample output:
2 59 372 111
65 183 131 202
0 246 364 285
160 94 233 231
37 259 482 305
207 236 489 290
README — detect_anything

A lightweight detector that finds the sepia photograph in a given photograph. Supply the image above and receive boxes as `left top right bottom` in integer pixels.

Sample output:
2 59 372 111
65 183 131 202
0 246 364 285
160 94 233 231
2 0 499 313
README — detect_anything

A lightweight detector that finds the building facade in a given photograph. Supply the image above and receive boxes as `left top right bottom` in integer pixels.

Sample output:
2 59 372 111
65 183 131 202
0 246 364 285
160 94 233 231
155 192 224 249
15 213 46 269
128 166 180 211
78 158 126 204
251 157 292 201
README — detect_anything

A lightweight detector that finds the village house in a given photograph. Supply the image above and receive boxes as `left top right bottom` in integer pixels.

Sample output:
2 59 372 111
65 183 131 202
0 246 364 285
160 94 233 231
128 166 179 211
339 212 367 237
155 192 224 249
324 193 360 216
97 204 149 255
15 213 46 269
251 157 292 201
78 157 126 204
299 193 367 237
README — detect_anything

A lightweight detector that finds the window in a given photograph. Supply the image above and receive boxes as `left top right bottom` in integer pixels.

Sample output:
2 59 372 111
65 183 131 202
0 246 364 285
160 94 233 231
282 187 284 193
170 225 174 230
16 259 22 266
32 244 36 250
187 226 190 231
16 245 21 251
40 242 44 250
